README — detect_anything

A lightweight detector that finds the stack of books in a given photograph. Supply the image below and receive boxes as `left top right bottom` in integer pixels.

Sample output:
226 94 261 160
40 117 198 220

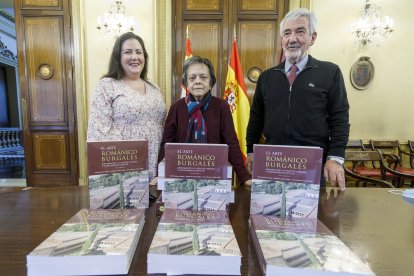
250 144 323 219
149 143 242 275
248 145 375 275
148 209 241 275
249 214 375 276
27 140 151 275
27 208 145 276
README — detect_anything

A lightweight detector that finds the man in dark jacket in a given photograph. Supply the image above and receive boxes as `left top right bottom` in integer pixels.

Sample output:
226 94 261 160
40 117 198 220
246 8 349 191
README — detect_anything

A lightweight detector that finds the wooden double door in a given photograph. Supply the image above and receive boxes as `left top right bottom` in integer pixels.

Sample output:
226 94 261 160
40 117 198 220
173 0 289 101
14 0 77 186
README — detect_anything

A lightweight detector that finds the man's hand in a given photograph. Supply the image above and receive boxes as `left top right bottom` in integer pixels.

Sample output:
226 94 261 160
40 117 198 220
243 179 252 186
324 160 346 191
246 154 253 174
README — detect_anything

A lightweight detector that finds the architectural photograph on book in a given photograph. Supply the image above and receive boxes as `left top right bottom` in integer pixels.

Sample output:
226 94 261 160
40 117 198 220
89 170 149 209
251 180 319 218
150 223 239 256
254 230 374 275
162 178 232 211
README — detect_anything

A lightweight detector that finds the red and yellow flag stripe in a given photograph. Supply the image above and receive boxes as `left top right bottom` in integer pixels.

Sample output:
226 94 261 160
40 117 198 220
223 37 250 162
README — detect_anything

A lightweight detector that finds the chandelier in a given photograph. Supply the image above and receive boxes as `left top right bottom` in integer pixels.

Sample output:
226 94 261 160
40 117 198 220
351 0 394 46
97 0 136 39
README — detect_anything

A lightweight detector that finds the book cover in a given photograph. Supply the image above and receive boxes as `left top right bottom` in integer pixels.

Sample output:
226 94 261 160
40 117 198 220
27 208 145 276
87 140 150 208
251 145 323 219
164 143 229 180
161 178 233 211
158 159 233 185
148 209 241 275
249 214 375 276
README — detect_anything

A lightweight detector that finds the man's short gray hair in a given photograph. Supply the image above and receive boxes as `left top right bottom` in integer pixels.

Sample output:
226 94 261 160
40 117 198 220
280 8 318 36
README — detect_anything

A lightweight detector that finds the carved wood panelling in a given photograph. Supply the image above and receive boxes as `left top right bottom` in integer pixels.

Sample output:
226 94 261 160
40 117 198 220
175 0 287 100
32 133 68 170
240 0 275 11
22 0 61 9
24 17 65 124
184 22 222 97
185 0 220 11
16 0 77 186
239 21 276 100
185 23 220 75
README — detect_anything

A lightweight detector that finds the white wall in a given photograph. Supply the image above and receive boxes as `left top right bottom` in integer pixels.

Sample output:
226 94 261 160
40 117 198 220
83 0 156 104
311 0 413 141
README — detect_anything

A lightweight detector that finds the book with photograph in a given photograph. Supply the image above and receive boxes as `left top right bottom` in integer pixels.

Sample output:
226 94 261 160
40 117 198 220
161 178 234 210
163 143 229 180
249 214 375 276
87 140 150 208
148 209 241 275
27 208 145 276
157 158 233 186
251 145 323 219
157 143 235 213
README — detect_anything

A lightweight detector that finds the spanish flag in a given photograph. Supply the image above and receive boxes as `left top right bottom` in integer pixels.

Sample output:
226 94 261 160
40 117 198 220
180 26 193 98
223 34 250 162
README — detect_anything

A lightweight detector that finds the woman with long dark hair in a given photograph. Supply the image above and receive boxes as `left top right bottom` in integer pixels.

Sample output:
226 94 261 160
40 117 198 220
88 32 166 181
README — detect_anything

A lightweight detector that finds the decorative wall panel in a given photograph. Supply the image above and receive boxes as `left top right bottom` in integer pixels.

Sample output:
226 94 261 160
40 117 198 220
185 0 220 11
240 0 275 11
22 0 61 9
24 17 65 124
33 133 68 171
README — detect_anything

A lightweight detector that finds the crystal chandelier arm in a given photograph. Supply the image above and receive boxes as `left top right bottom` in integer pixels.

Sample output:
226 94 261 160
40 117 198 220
351 0 394 46
96 0 137 39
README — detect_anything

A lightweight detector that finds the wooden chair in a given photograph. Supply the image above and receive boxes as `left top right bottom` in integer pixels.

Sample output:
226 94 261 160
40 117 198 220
344 150 395 188
346 139 366 151
345 141 397 186
345 140 368 170
371 140 414 187
393 140 414 187
369 140 402 184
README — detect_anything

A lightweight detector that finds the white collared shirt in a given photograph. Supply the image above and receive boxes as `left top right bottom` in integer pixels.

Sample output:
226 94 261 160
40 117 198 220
285 55 309 75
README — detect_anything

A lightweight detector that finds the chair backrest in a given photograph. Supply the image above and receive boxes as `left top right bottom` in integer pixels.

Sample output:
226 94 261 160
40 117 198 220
370 140 399 153
346 140 366 150
370 140 403 167
345 150 382 162
344 150 394 188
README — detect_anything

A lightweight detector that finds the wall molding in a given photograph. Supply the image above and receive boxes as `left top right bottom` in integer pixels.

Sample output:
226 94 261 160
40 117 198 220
155 0 172 108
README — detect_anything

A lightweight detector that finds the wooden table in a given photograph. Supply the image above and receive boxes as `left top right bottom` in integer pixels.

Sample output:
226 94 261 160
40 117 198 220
0 186 413 276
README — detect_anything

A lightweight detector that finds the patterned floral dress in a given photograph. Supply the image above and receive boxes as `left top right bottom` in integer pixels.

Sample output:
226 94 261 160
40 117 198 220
87 77 166 179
